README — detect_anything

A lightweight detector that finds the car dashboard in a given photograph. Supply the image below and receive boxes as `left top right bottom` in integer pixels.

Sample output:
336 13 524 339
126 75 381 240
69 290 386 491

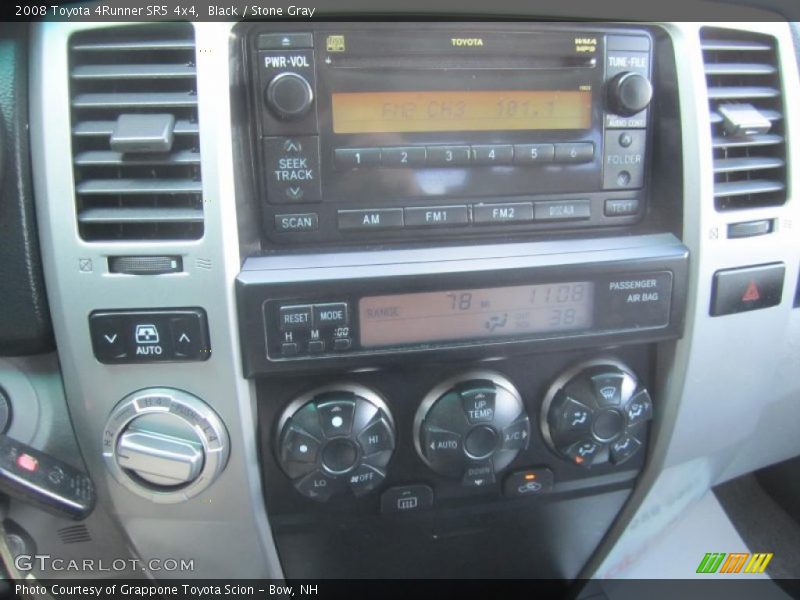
0 7 798 591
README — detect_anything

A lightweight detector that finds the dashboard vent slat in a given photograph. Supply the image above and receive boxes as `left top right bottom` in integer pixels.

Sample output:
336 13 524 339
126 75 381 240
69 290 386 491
702 28 787 211
69 23 203 241
72 63 197 80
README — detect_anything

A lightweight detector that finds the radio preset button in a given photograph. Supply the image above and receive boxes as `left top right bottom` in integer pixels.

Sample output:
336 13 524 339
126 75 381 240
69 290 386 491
313 303 349 327
427 145 471 166
554 142 595 163
405 206 469 228
338 208 404 231
263 136 321 203
534 199 591 222
381 146 426 167
334 148 381 169
472 144 513 165
473 202 533 224
279 305 313 331
513 143 555 164
274 213 319 233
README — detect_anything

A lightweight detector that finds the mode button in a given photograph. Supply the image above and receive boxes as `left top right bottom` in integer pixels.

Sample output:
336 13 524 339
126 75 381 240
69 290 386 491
313 303 349 327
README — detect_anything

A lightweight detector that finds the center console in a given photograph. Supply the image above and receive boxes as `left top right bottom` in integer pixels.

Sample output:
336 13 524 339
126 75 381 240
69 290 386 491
231 22 686 579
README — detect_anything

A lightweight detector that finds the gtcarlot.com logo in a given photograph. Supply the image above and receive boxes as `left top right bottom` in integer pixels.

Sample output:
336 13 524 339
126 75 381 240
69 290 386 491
696 552 773 574
14 554 194 573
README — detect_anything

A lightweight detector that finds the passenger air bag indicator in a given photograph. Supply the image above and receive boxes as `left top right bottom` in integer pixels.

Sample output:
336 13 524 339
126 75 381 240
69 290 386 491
597 271 673 329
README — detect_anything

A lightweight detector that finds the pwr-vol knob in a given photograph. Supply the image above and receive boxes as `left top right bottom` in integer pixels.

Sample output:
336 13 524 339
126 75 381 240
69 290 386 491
276 384 395 502
414 371 530 488
265 72 314 120
541 359 653 468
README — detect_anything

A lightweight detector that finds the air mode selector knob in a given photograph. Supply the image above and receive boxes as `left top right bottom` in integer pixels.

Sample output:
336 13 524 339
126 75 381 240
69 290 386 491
414 372 530 488
541 360 653 468
265 72 314 120
607 72 653 116
276 384 395 502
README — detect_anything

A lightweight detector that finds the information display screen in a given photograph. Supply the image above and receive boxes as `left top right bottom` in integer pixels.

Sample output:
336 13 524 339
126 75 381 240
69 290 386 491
331 90 592 134
359 281 594 348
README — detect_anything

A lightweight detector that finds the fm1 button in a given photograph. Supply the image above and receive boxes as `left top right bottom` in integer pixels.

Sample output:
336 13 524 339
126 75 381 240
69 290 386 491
381 484 434 514
504 468 554 497
317 399 356 437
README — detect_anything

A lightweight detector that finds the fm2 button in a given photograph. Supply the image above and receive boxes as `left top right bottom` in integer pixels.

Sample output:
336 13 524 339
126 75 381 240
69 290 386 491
263 136 321 203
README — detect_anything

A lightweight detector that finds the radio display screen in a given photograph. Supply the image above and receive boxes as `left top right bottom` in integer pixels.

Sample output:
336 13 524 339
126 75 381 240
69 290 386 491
331 90 592 134
359 281 594 348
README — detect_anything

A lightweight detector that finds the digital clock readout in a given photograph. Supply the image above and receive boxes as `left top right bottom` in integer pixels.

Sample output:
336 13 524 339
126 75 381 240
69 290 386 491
359 281 594 348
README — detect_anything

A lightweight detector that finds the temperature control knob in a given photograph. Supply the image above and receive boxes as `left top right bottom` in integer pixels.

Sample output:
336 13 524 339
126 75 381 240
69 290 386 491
542 360 652 468
265 72 314 120
276 384 395 502
414 372 530 488
102 388 229 503
607 72 652 116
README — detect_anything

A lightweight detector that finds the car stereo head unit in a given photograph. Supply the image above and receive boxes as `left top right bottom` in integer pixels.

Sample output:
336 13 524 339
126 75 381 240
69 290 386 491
245 23 655 246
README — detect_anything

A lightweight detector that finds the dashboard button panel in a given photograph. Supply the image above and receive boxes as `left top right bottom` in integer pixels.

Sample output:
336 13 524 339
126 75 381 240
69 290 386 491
89 309 210 364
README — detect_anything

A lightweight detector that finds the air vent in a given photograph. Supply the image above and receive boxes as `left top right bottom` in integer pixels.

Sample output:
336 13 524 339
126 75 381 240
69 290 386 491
69 24 203 241
57 524 92 544
701 28 787 211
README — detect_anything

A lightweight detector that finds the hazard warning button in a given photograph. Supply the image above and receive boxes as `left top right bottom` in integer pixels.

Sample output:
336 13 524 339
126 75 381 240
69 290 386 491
711 263 785 316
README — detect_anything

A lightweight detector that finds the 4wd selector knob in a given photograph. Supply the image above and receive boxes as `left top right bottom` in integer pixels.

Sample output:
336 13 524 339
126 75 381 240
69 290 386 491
265 72 314 120
541 360 652 468
276 384 395 502
102 388 229 503
415 372 530 487
607 71 652 116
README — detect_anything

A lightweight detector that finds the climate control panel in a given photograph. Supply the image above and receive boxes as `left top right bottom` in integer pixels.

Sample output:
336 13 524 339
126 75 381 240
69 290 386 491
275 384 395 501
541 360 652 467
413 372 530 487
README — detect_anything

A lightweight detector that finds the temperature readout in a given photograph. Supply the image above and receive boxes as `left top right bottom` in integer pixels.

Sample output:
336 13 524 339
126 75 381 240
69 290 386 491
359 281 594 348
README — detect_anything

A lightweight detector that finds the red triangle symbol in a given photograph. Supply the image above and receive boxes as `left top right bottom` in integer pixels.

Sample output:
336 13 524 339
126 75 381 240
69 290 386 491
742 280 761 302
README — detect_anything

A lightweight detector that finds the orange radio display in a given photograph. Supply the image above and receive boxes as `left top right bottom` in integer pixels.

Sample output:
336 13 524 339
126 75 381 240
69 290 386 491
331 90 592 134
